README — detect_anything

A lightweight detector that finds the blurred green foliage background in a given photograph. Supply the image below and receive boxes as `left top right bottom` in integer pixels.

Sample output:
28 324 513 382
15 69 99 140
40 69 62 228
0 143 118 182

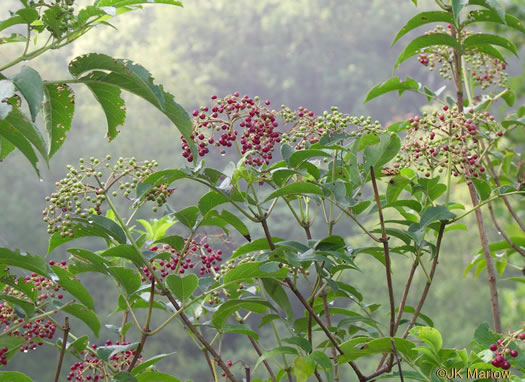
0 0 524 380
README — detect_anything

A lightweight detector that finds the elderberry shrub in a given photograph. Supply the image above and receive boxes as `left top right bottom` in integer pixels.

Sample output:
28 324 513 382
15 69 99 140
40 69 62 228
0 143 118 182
42 157 171 237
395 105 503 179
417 25 508 90
183 94 384 166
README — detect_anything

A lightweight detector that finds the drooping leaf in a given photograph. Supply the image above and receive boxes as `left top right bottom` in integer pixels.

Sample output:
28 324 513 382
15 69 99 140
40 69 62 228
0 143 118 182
212 298 275 329
112 372 138 382
96 342 139 361
62 303 101 336
468 0 506 23
222 324 259 340
471 178 491 201
12 66 43 122
0 248 48 277
392 11 454 45
232 237 285 258
130 353 176 375
97 0 182 7
198 191 229 214
254 346 298 371
174 206 200 229
223 262 289 283
265 182 324 201
88 215 127 244
293 356 316 382
463 10 525 33
365 77 419 103
69 54 194 155
52 266 95 310
43 83 75 157
220 210 251 241
262 278 293 321
48 222 115 254
338 337 417 363
462 34 518 57
419 205 456 227
83 76 126 141
394 34 459 71
109 267 141 295
102 244 143 266
409 326 443 352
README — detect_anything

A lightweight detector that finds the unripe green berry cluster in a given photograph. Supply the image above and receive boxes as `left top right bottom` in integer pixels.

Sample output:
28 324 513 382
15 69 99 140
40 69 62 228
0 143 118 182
43 156 163 237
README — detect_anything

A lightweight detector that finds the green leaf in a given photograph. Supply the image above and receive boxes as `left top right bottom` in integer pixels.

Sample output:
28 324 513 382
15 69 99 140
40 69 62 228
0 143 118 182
68 335 89 354
0 16 26 33
451 0 468 24
212 299 275 329
254 346 298 371
62 303 101 336
166 273 199 302
173 206 199 230
69 54 194 155
102 245 142 266
220 210 251 241
282 337 312 353
265 182 324 201
136 372 181 382
262 278 293 321
463 10 525 33
0 371 32 382
293 356 315 382
223 262 289 283
84 77 126 141
223 324 259 340
471 178 491 201
468 0 506 23
501 89 515 107
12 66 43 122
109 267 141 295
0 248 48 277
198 191 229 214
420 205 456 227
365 77 419 103
288 149 331 168
96 342 138 361
52 266 95 310
113 372 138 382
0 336 25 362
393 12 454 45
364 133 401 170
232 237 284 258
386 176 411 202
338 337 417 363
394 34 459 71
0 108 41 174
462 34 518 57
130 353 176 375
88 215 127 243
48 222 115 254
43 83 75 157
0 294 34 317
410 326 443 352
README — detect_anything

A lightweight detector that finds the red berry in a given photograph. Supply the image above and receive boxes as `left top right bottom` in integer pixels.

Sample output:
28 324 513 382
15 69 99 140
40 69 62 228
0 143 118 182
510 350 518 357
490 344 498 351
520 333 525 340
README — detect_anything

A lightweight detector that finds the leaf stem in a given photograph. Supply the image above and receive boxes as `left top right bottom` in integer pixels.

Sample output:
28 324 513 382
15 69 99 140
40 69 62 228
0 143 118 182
53 317 69 382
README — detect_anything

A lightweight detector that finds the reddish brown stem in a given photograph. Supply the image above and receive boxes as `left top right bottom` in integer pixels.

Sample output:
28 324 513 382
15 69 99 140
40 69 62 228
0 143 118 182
53 317 69 382
402 223 446 338
468 184 502 332
370 166 395 337
248 336 277 382
128 280 155 372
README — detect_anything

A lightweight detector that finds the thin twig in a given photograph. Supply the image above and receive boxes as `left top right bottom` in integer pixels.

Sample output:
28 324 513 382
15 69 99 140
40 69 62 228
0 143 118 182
468 184 502 332
487 202 525 257
390 339 405 382
370 166 395 338
248 336 277 382
322 293 339 381
402 223 446 338
245 367 251 382
53 317 69 382
128 280 155 371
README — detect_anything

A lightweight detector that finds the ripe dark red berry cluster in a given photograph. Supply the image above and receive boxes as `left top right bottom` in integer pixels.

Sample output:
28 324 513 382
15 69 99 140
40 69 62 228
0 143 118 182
183 93 280 166
67 340 141 381
488 331 524 370
43 156 165 236
142 239 224 280
396 106 502 179
0 347 8 365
